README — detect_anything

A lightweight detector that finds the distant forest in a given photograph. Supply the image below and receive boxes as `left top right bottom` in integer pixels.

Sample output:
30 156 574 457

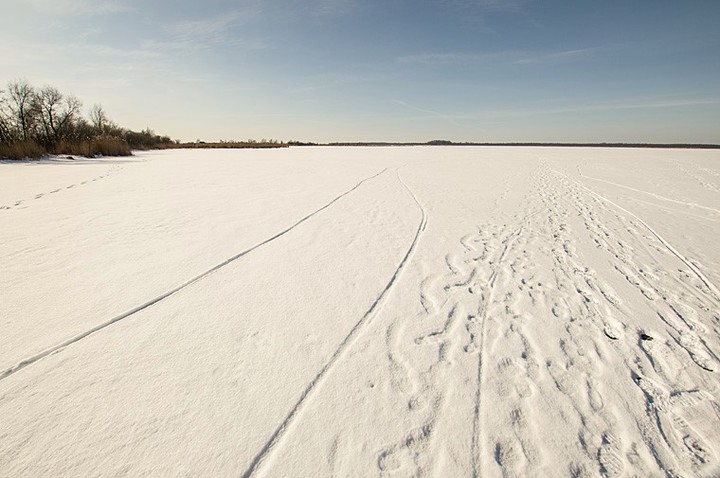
326 140 720 149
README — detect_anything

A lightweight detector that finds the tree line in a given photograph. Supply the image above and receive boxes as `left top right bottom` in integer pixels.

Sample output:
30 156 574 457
0 79 174 160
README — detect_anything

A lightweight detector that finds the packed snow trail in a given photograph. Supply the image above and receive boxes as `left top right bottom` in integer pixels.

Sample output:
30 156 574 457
470 211 538 478
353 160 720 477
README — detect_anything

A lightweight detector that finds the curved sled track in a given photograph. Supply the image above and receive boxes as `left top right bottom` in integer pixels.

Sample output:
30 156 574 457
0 168 388 382
241 169 428 478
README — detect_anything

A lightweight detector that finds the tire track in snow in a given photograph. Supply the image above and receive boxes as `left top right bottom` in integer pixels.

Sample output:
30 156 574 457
241 169 427 478
563 168 720 303
0 168 388 383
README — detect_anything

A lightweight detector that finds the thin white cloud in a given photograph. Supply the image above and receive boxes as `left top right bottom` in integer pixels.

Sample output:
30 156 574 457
311 0 358 17
513 48 598 64
157 7 266 53
396 52 512 66
287 70 388 95
165 12 243 42
469 97 720 120
16 0 132 16
255 113 305 118
142 37 267 55
588 98 720 111
0 40 161 71
397 48 599 66
440 0 528 12
390 96 720 130
477 0 527 11
391 99 472 127
392 99 446 116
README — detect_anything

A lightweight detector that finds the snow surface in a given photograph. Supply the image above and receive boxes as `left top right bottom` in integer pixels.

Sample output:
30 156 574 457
1 147 720 477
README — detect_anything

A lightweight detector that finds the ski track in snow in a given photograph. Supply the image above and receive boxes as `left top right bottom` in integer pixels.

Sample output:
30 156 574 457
0 167 388 382
577 168 720 216
570 168 720 303
242 169 427 478
628 196 720 224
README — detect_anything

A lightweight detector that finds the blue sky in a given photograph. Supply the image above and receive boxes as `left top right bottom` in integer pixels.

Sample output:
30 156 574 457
2 0 719 143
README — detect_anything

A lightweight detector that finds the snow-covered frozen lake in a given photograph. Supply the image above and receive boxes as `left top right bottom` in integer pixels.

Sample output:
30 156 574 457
2 146 719 477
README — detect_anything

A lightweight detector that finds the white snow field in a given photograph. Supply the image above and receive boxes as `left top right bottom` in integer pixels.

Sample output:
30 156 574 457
1 146 720 477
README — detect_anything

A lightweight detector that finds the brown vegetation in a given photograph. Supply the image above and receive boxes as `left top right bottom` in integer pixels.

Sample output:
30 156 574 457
0 79 174 160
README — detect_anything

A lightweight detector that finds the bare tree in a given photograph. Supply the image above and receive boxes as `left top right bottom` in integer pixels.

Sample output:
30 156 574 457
0 88 14 144
7 79 37 142
1 79 168 158
89 104 108 133
37 86 62 145
36 86 82 147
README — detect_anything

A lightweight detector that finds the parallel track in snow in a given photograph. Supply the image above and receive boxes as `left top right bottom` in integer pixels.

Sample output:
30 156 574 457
565 168 720 304
242 169 428 478
578 168 720 215
0 168 388 383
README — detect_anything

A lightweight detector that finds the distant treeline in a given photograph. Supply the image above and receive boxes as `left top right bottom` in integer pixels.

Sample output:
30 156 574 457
0 79 175 160
325 140 720 149
4 79 716 160
176 139 288 149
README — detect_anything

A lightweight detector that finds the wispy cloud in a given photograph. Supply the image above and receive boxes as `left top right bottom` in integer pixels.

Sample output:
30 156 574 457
430 0 529 27
481 0 528 12
287 70 387 95
311 0 358 17
392 99 448 116
584 98 720 111
464 97 720 121
164 12 245 42
164 8 258 42
16 0 132 16
396 51 512 66
437 0 529 13
397 47 599 66
142 37 266 55
513 48 599 64
405 0 529 33
0 39 162 70
390 95 720 130
392 99 473 127
152 7 267 54
255 113 305 118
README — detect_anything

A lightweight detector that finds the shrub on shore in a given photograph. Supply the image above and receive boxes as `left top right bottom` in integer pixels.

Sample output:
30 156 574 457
55 137 132 158
0 79 172 160
0 140 46 160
